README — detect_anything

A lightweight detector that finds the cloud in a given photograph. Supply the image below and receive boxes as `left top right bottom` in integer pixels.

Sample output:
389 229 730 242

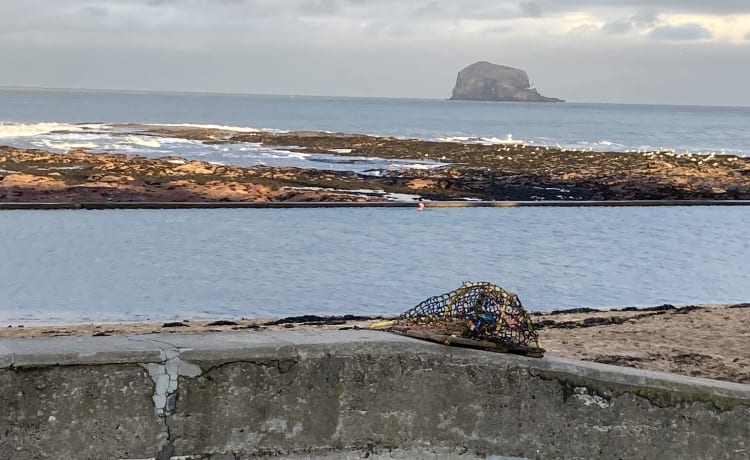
631 9 659 26
298 0 340 16
598 9 659 36
1 1 746 40
647 0 750 14
649 23 713 41
519 1 541 18
411 1 444 18
535 0 750 16
1 0 749 105
601 20 632 35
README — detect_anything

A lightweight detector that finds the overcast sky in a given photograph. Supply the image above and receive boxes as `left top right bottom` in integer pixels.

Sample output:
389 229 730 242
1 0 749 106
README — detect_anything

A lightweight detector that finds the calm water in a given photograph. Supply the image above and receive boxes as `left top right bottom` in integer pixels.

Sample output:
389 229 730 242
1 207 748 324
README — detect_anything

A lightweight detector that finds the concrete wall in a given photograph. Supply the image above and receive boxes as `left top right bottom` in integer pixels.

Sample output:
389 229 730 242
1 330 748 460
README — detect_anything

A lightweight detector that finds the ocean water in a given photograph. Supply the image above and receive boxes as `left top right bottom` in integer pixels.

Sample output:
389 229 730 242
1 88 749 175
2 89 749 324
1 207 748 324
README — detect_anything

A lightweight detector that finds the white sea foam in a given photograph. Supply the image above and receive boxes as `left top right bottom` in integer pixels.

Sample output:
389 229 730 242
144 123 286 133
41 139 98 150
110 143 143 152
237 143 263 150
435 134 521 145
0 122 85 138
572 139 626 150
126 136 161 148
396 163 446 170
265 150 309 160
77 123 113 130
157 137 203 145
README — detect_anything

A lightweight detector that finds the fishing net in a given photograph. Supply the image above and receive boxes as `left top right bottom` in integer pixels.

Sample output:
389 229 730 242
372 281 543 356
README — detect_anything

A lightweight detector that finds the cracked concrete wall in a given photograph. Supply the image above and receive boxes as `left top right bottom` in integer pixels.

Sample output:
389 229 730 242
142 349 203 417
1 331 749 460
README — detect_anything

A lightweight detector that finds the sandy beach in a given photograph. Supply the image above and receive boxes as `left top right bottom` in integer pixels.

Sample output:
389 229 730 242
3 303 748 385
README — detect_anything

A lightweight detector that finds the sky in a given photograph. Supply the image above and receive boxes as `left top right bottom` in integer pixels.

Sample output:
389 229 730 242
1 0 749 106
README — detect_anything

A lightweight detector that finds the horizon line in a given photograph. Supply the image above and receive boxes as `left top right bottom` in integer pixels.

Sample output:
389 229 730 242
1 85 748 110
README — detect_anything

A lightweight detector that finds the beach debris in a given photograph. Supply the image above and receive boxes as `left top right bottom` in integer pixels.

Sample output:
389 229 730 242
92 330 114 337
263 314 376 327
371 281 544 357
206 320 239 326
162 321 189 328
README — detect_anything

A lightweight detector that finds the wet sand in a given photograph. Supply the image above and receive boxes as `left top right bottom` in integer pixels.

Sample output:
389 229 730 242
2 304 748 385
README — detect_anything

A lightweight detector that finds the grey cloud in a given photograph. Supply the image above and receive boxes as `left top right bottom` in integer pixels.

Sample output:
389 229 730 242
631 9 658 26
7 0 739 37
646 0 750 14
146 0 179 5
481 24 513 35
569 23 601 35
1 0 527 24
649 23 712 41
401 1 522 21
411 1 444 18
363 21 413 37
299 0 340 15
82 5 109 17
601 20 631 35
5 0 750 29
535 0 750 15
600 9 657 35
519 1 541 18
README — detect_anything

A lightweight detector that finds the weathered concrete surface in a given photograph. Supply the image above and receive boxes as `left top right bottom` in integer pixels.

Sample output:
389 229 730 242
1 330 748 459
0 364 165 459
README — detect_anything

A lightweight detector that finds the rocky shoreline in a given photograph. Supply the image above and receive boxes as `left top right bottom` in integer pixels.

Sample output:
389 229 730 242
3 128 750 202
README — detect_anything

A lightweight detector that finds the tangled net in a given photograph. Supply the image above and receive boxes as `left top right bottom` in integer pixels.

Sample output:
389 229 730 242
373 281 543 356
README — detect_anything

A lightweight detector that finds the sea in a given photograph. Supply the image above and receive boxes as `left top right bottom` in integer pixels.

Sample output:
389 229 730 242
1 88 749 324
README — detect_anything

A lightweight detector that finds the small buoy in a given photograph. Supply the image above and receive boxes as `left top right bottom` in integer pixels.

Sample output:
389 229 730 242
417 200 425 211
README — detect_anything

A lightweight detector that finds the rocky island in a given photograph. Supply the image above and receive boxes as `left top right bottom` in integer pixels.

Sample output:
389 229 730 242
450 61 563 102
2 127 750 204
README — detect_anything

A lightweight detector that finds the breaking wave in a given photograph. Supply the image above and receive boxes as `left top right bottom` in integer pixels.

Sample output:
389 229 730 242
1 118 746 176
144 123 285 133
0 122 88 139
435 134 521 145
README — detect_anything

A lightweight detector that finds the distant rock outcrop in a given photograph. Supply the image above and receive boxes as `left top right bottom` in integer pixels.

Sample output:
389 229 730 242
450 61 563 103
